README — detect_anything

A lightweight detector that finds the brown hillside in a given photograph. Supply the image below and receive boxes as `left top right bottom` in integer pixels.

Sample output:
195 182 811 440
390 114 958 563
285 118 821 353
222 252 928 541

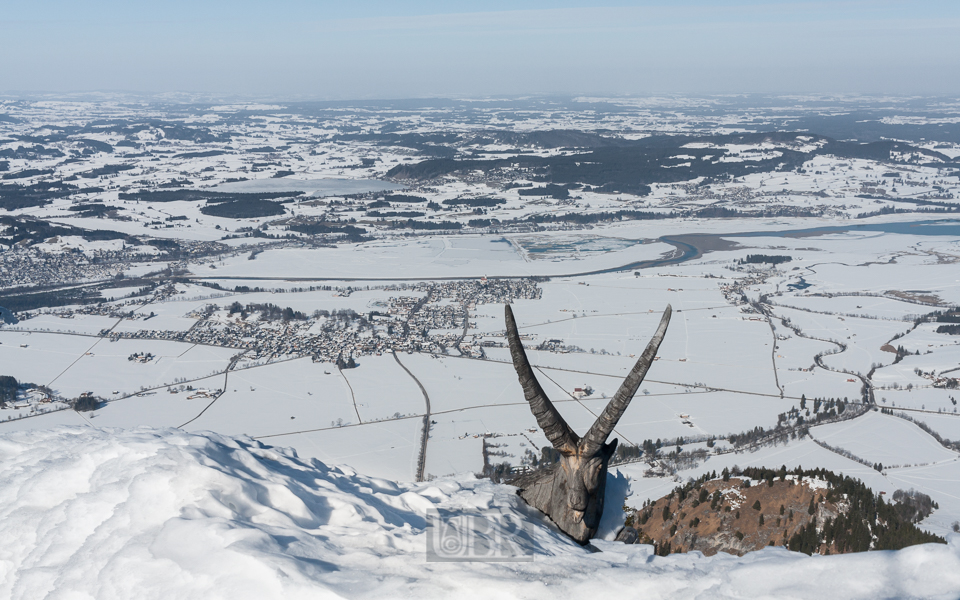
631 476 837 556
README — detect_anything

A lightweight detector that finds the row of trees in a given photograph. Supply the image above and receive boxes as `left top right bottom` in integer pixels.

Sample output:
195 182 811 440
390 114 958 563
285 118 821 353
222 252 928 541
227 301 307 321
738 254 792 265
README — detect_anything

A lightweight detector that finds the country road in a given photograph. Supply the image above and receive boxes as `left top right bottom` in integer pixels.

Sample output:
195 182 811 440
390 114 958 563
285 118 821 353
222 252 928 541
393 350 432 482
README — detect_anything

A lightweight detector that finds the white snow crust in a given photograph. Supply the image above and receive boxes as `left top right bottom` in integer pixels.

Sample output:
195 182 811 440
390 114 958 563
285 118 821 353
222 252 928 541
1 427 959 600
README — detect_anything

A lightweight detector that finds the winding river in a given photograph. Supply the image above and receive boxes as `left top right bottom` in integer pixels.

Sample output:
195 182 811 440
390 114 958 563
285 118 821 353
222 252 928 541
578 218 960 277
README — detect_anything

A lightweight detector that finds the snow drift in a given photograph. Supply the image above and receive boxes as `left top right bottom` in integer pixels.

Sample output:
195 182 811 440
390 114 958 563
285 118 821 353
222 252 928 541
1 427 958 600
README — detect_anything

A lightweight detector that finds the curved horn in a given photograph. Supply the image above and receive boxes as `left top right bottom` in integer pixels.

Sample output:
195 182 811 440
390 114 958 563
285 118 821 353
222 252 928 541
505 304 579 453
581 305 672 453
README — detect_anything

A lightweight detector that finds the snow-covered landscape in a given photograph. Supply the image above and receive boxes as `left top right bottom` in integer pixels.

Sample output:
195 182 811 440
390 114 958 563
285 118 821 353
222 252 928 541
3 94 960 598
2 427 958 600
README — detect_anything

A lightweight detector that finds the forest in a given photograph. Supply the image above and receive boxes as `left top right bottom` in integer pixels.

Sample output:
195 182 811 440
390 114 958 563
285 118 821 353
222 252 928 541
199 198 288 218
442 197 505 207
0 375 21 407
739 254 793 265
286 221 367 242
738 466 944 554
0 215 134 245
385 132 946 197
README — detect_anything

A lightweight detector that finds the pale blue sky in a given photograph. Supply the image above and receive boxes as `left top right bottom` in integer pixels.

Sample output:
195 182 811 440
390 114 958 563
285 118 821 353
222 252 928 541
2 1 958 98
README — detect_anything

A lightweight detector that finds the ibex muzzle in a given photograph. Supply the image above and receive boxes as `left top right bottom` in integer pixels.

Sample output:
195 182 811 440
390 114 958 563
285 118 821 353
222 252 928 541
505 304 671 544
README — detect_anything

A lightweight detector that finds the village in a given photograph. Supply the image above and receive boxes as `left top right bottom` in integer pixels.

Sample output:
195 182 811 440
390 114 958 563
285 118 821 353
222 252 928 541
11 278 542 366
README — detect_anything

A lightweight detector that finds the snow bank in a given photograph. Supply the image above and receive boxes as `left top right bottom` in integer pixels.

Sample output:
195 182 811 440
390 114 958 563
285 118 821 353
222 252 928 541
1 427 959 600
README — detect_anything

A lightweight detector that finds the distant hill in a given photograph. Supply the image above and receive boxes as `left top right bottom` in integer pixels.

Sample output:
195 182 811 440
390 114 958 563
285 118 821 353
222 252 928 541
385 132 951 196
629 466 944 556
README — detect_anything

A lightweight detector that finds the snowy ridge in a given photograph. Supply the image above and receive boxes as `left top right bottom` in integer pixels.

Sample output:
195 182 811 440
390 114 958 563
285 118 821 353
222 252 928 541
1 427 959 600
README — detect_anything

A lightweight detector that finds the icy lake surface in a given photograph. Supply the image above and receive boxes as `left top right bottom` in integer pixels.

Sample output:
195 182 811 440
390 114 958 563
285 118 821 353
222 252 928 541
212 177 404 196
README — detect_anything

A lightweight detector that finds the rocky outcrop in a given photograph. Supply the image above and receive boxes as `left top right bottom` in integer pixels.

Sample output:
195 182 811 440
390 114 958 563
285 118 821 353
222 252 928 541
630 467 945 556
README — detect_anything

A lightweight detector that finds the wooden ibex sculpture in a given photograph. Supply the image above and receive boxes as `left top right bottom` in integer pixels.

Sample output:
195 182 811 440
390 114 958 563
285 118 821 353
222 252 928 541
505 304 672 544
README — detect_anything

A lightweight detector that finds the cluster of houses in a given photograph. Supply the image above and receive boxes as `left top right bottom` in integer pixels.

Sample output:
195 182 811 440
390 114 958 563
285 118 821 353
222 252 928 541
2 387 53 410
0 239 217 291
0 245 129 290
6 269 544 369
92 278 543 364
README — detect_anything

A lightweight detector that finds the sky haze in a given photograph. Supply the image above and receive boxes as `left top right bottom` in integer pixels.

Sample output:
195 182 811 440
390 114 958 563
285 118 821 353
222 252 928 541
2 1 958 99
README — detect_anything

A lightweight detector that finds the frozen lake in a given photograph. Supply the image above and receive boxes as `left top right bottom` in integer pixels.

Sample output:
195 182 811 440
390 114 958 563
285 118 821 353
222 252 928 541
212 177 404 197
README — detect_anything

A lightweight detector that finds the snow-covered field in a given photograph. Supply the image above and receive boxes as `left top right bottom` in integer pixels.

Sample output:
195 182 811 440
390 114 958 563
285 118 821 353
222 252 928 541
342 354 427 422
49 339 237 399
176 359 356 434
205 236 675 280
0 330 101 386
6 218 960 539
3 97 960 593
7 312 119 335
810 410 957 467
913 412 960 441
2 427 958 600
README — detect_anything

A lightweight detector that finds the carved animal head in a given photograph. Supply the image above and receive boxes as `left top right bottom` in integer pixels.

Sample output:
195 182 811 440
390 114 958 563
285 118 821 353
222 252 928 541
505 304 671 544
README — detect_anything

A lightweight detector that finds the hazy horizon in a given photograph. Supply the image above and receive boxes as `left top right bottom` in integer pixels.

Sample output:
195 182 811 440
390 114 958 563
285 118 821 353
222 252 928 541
2 1 959 100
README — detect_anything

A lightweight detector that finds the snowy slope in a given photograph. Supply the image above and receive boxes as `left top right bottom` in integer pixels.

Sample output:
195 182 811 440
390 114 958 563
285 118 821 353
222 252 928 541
1 427 959 600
